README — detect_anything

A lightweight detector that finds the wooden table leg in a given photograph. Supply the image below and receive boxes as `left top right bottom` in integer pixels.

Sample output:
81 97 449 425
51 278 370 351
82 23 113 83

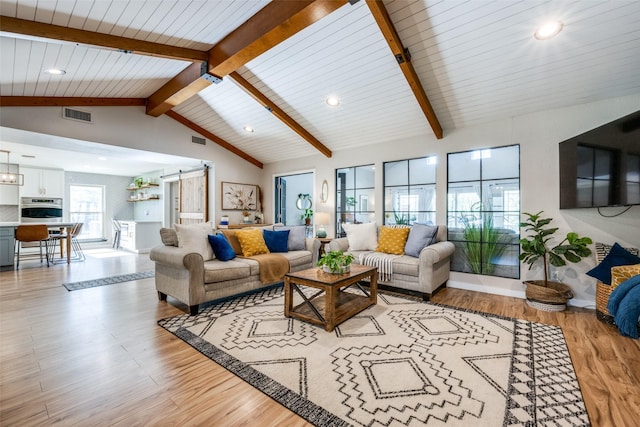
66 226 72 263
284 277 292 317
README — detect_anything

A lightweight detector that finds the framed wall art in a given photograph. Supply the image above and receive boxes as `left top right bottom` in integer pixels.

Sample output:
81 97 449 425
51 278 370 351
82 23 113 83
221 182 258 211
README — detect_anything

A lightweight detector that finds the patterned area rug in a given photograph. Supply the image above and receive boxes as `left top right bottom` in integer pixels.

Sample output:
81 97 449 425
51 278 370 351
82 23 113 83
63 271 155 291
159 286 590 426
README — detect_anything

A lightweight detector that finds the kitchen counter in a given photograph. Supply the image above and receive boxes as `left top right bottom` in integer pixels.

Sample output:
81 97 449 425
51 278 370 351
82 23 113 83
118 220 162 254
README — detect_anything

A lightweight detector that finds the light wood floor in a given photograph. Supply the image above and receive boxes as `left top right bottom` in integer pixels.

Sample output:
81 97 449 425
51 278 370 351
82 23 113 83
1 248 639 426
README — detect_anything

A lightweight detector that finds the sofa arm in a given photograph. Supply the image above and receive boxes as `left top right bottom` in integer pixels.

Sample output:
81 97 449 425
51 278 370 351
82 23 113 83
149 245 204 270
305 238 321 265
419 241 455 264
328 237 349 252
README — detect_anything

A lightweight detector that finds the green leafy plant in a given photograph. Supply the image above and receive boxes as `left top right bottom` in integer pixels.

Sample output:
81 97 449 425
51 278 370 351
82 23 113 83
460 207 507 275
317 250 354 274
301 208 313 220
519 211 592 285
393 210 410 225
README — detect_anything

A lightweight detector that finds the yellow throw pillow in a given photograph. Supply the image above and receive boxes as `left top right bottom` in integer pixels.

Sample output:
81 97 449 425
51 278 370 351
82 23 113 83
235 228 270 257
610 263 640 289
376 226 410 255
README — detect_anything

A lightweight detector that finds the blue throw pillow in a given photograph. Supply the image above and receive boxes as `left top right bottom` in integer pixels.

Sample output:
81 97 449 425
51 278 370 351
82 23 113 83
263 229 290 253
404 224 439 258
586 243 640 285
208 233 236 261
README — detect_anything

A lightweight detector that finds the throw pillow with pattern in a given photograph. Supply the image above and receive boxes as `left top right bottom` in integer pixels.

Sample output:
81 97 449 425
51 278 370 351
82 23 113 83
235 228 270 257
376 226 410 255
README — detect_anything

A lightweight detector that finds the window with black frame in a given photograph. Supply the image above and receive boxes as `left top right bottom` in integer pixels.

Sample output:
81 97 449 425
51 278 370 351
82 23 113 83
383 156 436 226
447 145 520 279
335 165 375 237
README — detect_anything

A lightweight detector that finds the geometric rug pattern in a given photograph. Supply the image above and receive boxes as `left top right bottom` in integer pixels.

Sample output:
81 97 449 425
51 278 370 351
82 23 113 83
159 285 590 426
62 270 154 291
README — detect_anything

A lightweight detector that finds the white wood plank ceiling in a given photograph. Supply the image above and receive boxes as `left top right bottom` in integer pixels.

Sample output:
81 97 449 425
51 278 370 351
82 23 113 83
1 0 639 168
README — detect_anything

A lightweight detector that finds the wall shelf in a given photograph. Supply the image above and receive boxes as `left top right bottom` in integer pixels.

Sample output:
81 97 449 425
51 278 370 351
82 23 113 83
126 183 160 202
126 183 159 191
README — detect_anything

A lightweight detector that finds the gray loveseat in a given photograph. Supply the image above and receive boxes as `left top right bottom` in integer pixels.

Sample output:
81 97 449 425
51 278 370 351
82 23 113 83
149 223 320 315
328 224 454 300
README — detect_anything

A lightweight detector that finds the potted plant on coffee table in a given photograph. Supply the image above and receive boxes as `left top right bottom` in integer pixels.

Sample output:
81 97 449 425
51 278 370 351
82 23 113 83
318 250 354 274
519 211 592 311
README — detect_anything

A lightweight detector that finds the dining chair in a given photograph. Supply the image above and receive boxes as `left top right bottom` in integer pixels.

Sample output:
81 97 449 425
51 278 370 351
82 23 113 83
15 224 50 269
112 218 122 249
47 223 85 263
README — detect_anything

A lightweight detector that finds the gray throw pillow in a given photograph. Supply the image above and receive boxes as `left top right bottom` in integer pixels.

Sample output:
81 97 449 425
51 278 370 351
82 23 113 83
273 225 306 250
160 227 178 246
404 224 439 257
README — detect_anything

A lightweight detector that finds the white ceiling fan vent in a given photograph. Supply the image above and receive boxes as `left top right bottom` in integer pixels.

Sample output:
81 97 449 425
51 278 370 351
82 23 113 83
191 136 206 145
62 107 92 123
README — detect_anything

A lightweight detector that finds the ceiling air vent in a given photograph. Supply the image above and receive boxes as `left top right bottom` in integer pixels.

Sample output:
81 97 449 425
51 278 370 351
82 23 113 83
191 136 206 145
62 107 92 123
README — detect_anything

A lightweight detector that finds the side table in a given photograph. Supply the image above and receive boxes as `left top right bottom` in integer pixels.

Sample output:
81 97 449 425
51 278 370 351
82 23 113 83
317 237 333 260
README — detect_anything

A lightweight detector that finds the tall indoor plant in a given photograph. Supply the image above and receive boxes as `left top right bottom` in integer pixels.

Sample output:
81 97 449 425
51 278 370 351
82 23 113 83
519 211 592 307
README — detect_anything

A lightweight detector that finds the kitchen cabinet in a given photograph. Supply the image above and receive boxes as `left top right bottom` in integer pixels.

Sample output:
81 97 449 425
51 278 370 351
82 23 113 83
119 220 161 253
21 167 64 198
0 226 15 269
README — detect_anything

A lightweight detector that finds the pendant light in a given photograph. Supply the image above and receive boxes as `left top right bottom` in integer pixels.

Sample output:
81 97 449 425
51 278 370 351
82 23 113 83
0 150 24 185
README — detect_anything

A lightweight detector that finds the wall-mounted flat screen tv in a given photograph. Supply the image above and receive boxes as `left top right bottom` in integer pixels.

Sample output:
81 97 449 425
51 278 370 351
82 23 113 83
559 110 640 209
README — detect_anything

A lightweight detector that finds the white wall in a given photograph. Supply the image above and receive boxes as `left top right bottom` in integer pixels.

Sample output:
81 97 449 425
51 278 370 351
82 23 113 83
263 94 640 307
0 105 263 225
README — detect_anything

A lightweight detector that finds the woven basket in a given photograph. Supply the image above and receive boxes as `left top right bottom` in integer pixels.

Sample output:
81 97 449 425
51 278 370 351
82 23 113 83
524 280 574 306
594 243 640 323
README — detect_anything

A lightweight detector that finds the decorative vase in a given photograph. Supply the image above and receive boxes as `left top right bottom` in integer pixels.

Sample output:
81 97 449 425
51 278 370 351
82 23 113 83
243 216 252 224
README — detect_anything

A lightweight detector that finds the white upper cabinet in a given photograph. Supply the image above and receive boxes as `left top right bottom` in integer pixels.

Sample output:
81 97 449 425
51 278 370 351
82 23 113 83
21 167 64 198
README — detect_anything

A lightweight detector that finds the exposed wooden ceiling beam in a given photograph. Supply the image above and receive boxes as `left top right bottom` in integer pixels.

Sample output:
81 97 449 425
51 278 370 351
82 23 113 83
208 0 349 78
146 63 213 117
229 72 332 158
365 0 443 139
165 110 264 169
0 16 208 62
0 96 145 107
146 0 349 117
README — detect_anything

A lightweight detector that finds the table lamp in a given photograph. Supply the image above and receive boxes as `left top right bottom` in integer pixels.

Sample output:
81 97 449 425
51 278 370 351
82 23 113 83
315 212 330 238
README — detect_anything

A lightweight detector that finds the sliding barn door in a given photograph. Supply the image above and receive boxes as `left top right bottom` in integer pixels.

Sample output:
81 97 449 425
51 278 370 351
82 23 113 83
179 169 208 224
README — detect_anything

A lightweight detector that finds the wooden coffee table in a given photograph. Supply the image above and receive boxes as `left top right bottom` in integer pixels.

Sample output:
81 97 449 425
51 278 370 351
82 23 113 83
284 264 377 332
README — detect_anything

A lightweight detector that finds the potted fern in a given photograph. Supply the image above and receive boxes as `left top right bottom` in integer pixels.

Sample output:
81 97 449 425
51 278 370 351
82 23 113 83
318 250 354 274
519 211 592 309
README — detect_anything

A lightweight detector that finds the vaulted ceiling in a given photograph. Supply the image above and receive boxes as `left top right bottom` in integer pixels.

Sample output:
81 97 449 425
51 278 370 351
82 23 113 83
1 0 639 169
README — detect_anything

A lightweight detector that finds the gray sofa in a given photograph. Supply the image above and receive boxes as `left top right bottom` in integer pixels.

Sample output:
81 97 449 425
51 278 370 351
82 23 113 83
328 225 454 300
149 224 320 315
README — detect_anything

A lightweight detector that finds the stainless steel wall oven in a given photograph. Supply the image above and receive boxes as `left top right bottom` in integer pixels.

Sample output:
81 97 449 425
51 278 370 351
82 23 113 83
20 197 63 222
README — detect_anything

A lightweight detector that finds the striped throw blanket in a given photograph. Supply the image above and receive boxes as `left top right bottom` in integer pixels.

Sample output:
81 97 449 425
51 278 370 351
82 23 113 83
359 252 400 282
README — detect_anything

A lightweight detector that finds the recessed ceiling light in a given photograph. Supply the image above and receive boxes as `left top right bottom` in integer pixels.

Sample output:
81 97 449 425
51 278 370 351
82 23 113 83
44 68 66 75
326 96 340 107
243 125 254 133
534 20 563 40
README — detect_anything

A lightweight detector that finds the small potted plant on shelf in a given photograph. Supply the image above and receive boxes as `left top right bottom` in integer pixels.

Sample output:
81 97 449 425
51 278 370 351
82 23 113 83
318 250 354 274
519 211 592 310
301 208 313 225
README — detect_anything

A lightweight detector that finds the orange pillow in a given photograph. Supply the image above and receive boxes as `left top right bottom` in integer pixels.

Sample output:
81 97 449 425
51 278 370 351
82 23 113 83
220 229 243 255
235 228 270 257
376 226 410 255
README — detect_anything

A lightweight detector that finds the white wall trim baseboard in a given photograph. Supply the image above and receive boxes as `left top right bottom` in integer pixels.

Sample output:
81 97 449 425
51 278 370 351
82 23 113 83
446 280 595 309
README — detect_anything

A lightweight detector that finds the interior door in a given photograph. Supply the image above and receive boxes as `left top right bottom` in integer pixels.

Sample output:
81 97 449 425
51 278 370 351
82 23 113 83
275 177 286 224
179 169 208 224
